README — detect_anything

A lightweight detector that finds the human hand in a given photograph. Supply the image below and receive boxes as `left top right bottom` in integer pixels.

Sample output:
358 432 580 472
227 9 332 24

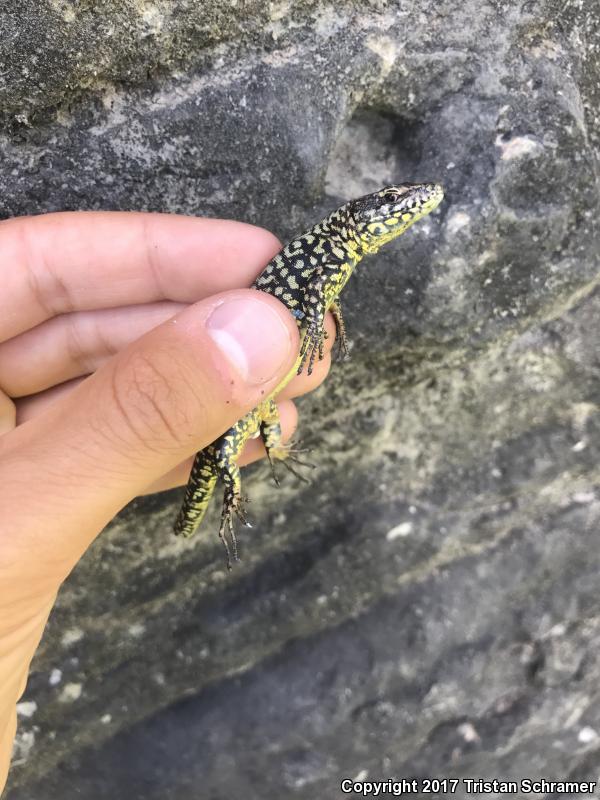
0 211 334 790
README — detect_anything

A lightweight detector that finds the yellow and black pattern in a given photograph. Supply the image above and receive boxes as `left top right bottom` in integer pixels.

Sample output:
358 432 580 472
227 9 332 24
174 183 444 567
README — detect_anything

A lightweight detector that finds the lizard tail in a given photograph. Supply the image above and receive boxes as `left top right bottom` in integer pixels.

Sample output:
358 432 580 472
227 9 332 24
173 450 218 538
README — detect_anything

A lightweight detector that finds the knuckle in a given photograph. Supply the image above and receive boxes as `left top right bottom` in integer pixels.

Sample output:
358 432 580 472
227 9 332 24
110 350 199 450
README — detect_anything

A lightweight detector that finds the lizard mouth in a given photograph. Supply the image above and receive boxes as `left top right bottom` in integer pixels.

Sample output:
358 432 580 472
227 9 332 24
394 182 444 213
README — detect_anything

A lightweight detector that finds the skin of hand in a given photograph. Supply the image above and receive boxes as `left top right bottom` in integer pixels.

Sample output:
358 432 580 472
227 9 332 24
0 211 335 792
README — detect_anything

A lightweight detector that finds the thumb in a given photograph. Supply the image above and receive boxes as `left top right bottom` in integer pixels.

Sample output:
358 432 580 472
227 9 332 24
0 289 298 585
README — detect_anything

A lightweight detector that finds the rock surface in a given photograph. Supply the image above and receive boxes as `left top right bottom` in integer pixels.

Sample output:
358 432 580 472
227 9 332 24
4 1 600 798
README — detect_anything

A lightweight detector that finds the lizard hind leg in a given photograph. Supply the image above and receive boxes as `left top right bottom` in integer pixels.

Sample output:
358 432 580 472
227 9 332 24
219 464 252 569
218 460 251 570
215 417 257 568
261 400 315 486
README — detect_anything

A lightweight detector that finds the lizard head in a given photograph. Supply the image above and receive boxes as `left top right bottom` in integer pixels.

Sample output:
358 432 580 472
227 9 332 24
347 183 444 253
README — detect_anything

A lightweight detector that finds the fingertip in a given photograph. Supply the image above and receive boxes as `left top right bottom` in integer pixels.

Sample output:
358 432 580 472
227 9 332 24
234 223 282 267
141 215 283 299
275 398 299 437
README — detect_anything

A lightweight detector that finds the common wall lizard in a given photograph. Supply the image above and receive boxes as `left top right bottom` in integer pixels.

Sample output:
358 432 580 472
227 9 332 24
174 183 444 567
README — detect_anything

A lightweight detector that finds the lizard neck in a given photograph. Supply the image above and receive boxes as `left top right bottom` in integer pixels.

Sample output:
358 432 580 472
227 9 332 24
321 207 366 263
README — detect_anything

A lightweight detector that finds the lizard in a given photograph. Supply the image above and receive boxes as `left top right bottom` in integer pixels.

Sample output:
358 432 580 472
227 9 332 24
173 182 444 567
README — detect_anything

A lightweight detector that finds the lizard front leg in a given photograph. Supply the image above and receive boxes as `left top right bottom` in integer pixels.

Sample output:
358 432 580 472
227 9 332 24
297 270 329 376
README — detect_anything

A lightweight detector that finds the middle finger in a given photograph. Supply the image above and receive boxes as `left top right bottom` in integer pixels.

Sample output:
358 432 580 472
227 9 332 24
2 305 336 398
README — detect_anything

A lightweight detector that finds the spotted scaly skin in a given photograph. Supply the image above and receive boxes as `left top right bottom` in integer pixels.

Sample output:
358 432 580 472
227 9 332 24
174 182 444 567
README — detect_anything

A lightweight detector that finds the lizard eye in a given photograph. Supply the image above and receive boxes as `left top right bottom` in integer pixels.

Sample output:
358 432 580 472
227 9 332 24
383 188 407 203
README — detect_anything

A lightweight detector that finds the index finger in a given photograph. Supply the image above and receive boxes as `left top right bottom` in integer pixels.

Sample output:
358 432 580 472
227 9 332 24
0 211 281 341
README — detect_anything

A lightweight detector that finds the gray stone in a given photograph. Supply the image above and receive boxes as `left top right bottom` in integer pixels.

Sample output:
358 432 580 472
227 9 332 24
4 0 600 798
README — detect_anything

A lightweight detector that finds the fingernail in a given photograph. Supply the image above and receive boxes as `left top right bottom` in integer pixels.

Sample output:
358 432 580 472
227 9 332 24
207 295 294 384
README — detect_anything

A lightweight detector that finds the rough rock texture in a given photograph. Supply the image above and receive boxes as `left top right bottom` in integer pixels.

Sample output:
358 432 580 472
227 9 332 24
4 1 600 798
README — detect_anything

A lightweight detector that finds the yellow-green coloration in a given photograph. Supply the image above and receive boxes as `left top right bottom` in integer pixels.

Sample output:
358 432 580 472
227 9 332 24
174 183 444 567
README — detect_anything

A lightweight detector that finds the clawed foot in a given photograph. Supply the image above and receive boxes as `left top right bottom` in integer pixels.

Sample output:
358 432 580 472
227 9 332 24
297 315 350 374
334 331 350 361
297 324 326 376
267 439 316 486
